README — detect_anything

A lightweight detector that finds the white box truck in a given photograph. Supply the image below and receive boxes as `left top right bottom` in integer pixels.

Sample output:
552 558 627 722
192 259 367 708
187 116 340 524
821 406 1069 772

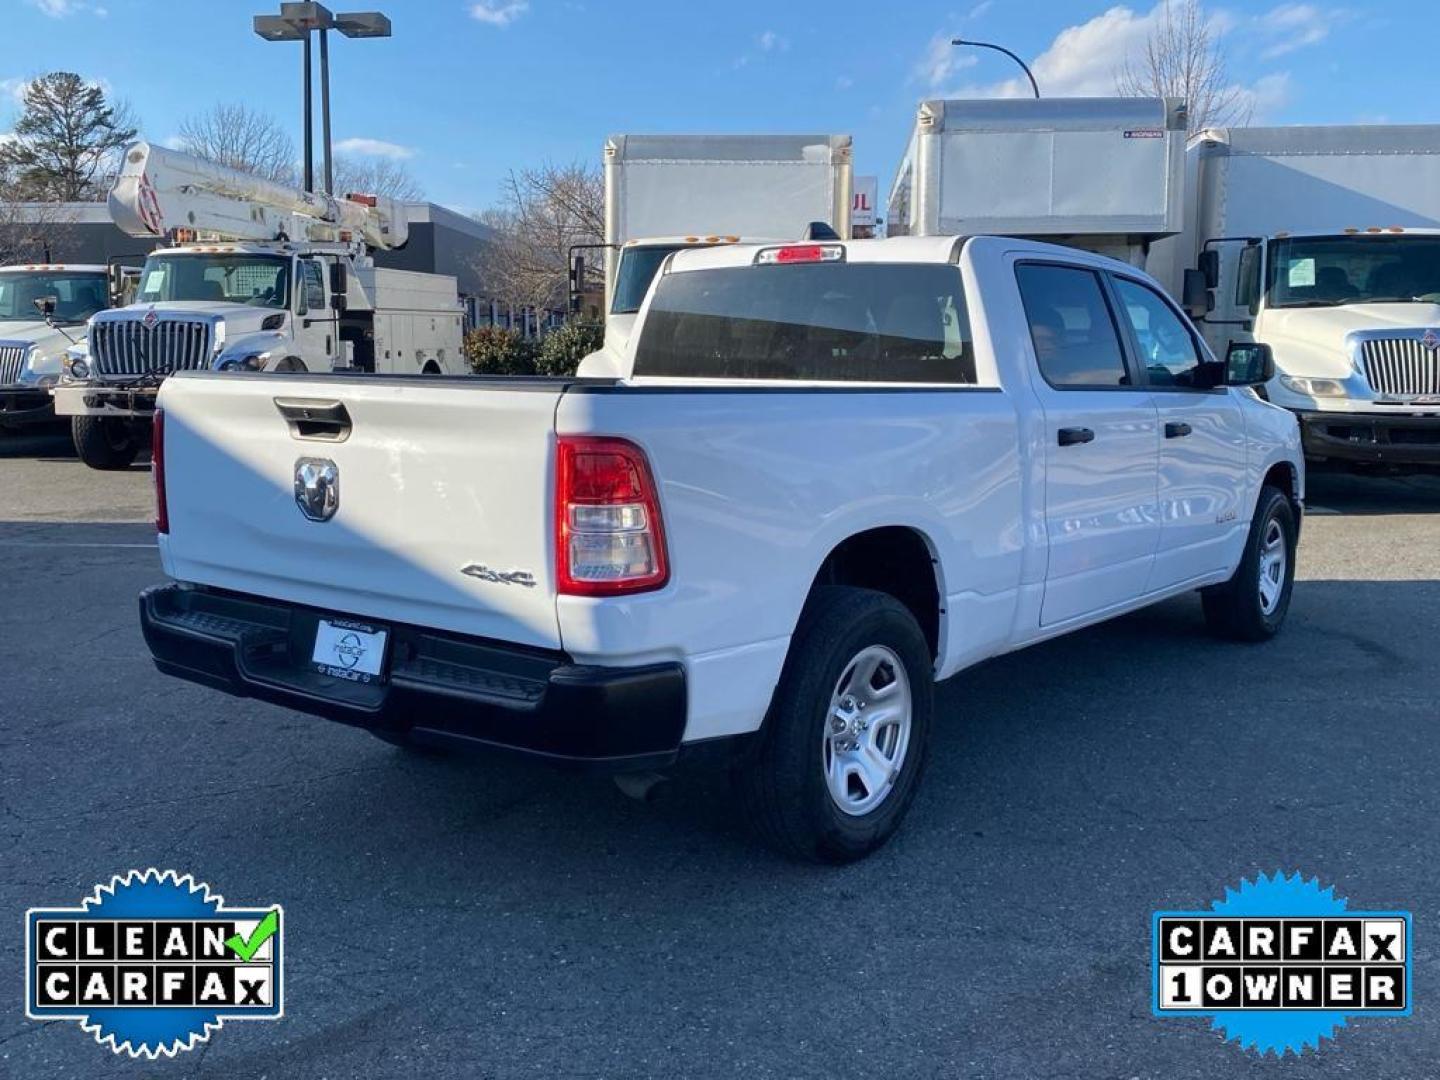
887 97 1186 266
577 133 852 375
1151 125 1440 470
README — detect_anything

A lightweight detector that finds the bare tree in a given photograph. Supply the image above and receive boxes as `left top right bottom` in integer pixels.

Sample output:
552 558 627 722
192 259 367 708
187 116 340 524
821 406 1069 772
176 103 296 185
332 156 424 201
1117 0 1250 131
0 163 77 262
0 72 138 200
475 162 604 315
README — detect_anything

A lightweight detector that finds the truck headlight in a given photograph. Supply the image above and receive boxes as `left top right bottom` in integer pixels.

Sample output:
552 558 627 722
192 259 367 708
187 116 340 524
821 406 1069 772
65 357 90 380
217 353 268 372
1279 375 1347 398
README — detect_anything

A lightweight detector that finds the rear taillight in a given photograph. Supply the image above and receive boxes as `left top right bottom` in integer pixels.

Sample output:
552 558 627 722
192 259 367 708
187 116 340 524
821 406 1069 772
152 409 168 534
555 436 668 596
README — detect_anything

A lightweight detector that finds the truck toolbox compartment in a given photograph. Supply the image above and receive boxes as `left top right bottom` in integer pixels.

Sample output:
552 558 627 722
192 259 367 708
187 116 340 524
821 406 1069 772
140 584 687 770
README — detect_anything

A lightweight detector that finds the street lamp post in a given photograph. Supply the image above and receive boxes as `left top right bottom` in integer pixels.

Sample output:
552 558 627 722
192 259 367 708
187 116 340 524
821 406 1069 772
950 38 1040 98
253 3 392 194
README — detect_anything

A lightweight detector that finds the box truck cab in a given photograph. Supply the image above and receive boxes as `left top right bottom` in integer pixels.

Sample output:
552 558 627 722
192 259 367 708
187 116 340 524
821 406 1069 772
1156 126 1440 469
0 264 112 429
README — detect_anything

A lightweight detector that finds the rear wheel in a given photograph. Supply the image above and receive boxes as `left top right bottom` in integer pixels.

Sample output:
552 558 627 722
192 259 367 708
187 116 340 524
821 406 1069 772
71 415 139 470
1202 485 1297 641
737 587 934 863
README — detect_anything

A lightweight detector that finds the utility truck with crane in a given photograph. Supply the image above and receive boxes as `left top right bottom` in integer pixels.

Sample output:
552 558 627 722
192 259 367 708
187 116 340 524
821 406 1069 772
53 141 464 469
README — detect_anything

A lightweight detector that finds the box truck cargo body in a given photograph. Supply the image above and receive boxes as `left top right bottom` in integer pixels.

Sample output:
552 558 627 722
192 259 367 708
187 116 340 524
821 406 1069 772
1152 125 1440 468
579 134 852 376
887 97 1186 266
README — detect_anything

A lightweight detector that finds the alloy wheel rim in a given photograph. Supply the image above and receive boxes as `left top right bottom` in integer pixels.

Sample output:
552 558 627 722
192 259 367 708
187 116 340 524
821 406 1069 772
821 644 912 816
1257 517 1287 616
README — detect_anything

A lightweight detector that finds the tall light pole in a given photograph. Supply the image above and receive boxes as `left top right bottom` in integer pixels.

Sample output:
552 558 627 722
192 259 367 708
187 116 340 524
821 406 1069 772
951 38 1040 98
253 3 392 194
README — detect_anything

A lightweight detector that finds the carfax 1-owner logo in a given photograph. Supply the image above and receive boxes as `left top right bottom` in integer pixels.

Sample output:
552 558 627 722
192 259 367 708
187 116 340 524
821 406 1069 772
1153 872 1412 1056
24 869 283 1058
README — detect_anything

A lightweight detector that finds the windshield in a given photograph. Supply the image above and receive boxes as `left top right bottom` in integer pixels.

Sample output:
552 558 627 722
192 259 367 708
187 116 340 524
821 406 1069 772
137 254 290 308
633 262 976 383
611 245 686 315
0 272 107 323
1266 235 1440 308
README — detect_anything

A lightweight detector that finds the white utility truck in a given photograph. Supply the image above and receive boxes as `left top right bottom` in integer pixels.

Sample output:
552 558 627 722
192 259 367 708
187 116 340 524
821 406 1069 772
887 97 1186 266
140 234 1302 862
0 263 115 430
1150 125 1440 470
578 133 853 375
53 141 464 469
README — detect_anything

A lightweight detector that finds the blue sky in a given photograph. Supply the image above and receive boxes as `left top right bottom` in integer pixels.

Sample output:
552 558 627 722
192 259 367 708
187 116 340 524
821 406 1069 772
3 0 1435 214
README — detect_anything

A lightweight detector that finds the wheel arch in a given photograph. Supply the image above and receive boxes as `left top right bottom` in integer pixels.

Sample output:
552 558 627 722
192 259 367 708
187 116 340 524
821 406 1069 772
800 525 944 663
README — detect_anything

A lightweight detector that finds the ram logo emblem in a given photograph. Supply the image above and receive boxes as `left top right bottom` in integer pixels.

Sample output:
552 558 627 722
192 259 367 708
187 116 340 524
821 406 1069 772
294 458 339 522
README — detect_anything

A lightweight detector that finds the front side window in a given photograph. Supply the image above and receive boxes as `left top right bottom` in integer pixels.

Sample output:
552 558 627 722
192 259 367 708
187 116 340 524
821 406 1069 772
302 261 326 312
1015 264 1129 388
0 272 107 323
1111 276 1206 388
633 262 975 384
136 254 290 309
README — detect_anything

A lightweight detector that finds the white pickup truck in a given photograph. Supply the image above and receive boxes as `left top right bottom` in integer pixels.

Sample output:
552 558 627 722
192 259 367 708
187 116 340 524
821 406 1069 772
140 236 1303 861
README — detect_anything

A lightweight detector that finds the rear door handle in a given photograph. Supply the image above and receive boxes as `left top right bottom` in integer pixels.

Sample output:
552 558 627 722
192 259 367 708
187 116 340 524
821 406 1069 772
1057 427 1095 447
1164 421 1193 439
274 397 352 442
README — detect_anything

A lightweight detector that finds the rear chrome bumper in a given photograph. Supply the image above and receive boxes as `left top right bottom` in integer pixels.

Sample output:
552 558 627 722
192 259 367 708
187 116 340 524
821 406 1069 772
139 583 688 771
1296 409 1440 467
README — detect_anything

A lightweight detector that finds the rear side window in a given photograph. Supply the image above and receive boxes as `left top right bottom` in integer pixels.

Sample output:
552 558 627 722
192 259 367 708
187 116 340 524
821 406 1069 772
633 263 975 383
1015 264 1130 388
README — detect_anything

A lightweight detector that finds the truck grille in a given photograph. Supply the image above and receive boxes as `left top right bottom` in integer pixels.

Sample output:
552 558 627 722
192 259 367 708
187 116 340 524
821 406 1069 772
1361 338 1440 398
0 342 29 385
91 318 214 378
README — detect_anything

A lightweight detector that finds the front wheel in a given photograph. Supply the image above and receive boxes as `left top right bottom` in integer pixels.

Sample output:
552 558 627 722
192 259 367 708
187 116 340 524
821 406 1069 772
736 587 934 863
71 415 139 470
1202 485 1297 641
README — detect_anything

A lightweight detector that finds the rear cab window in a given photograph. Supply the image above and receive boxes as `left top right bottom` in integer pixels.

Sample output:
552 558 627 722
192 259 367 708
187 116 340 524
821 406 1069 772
633 260 976 384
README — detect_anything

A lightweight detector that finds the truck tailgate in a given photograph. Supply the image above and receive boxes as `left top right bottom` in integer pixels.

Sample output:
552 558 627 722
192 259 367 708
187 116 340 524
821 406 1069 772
157 373 565 650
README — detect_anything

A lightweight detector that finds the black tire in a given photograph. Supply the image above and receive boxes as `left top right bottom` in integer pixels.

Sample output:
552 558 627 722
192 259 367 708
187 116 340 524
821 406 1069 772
71 415 139 470
1201 485 1297 641
275 357 307 373
737 586 934 864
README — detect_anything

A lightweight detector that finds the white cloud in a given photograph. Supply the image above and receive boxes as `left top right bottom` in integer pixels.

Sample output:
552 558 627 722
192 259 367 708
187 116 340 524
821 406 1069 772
835 75 854 90
968 0 994 18
334 137 415 159
1256 3 1330 58
757 29 789 52
914 33 977 92
469 0 528 26
1 77 31 105
931 1 1294 115
26 0 106 15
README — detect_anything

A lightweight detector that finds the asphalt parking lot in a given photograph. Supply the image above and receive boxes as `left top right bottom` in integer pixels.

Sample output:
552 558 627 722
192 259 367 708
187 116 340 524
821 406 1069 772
2 425 1438 1079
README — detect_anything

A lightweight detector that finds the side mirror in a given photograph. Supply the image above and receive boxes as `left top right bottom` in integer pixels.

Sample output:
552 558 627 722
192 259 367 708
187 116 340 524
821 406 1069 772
329 262 348 312
33 295 57 318
568 254 586 314
1225 341 1275 386
1182 269 1213 320
1197 249 1220 290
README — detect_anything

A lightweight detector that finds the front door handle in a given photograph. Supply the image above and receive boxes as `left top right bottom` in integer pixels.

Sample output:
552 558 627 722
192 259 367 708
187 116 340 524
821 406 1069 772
1057 427 1095 447
1165 421 1193 439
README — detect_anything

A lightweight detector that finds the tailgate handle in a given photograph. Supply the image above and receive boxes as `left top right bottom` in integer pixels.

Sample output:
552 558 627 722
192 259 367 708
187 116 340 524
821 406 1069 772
274 397 352 442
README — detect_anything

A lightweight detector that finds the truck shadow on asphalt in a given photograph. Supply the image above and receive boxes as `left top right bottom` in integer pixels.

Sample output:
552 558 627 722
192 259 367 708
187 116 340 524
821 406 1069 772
1305 467 1440 514
0 426 151 469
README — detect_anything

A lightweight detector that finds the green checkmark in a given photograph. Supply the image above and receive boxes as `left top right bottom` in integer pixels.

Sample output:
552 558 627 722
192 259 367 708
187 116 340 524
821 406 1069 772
225 909 279 962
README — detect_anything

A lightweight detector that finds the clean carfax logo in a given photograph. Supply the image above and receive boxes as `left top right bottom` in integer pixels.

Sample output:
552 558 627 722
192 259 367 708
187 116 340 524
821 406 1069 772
1152 872 1411 1056
25 869 283 1058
